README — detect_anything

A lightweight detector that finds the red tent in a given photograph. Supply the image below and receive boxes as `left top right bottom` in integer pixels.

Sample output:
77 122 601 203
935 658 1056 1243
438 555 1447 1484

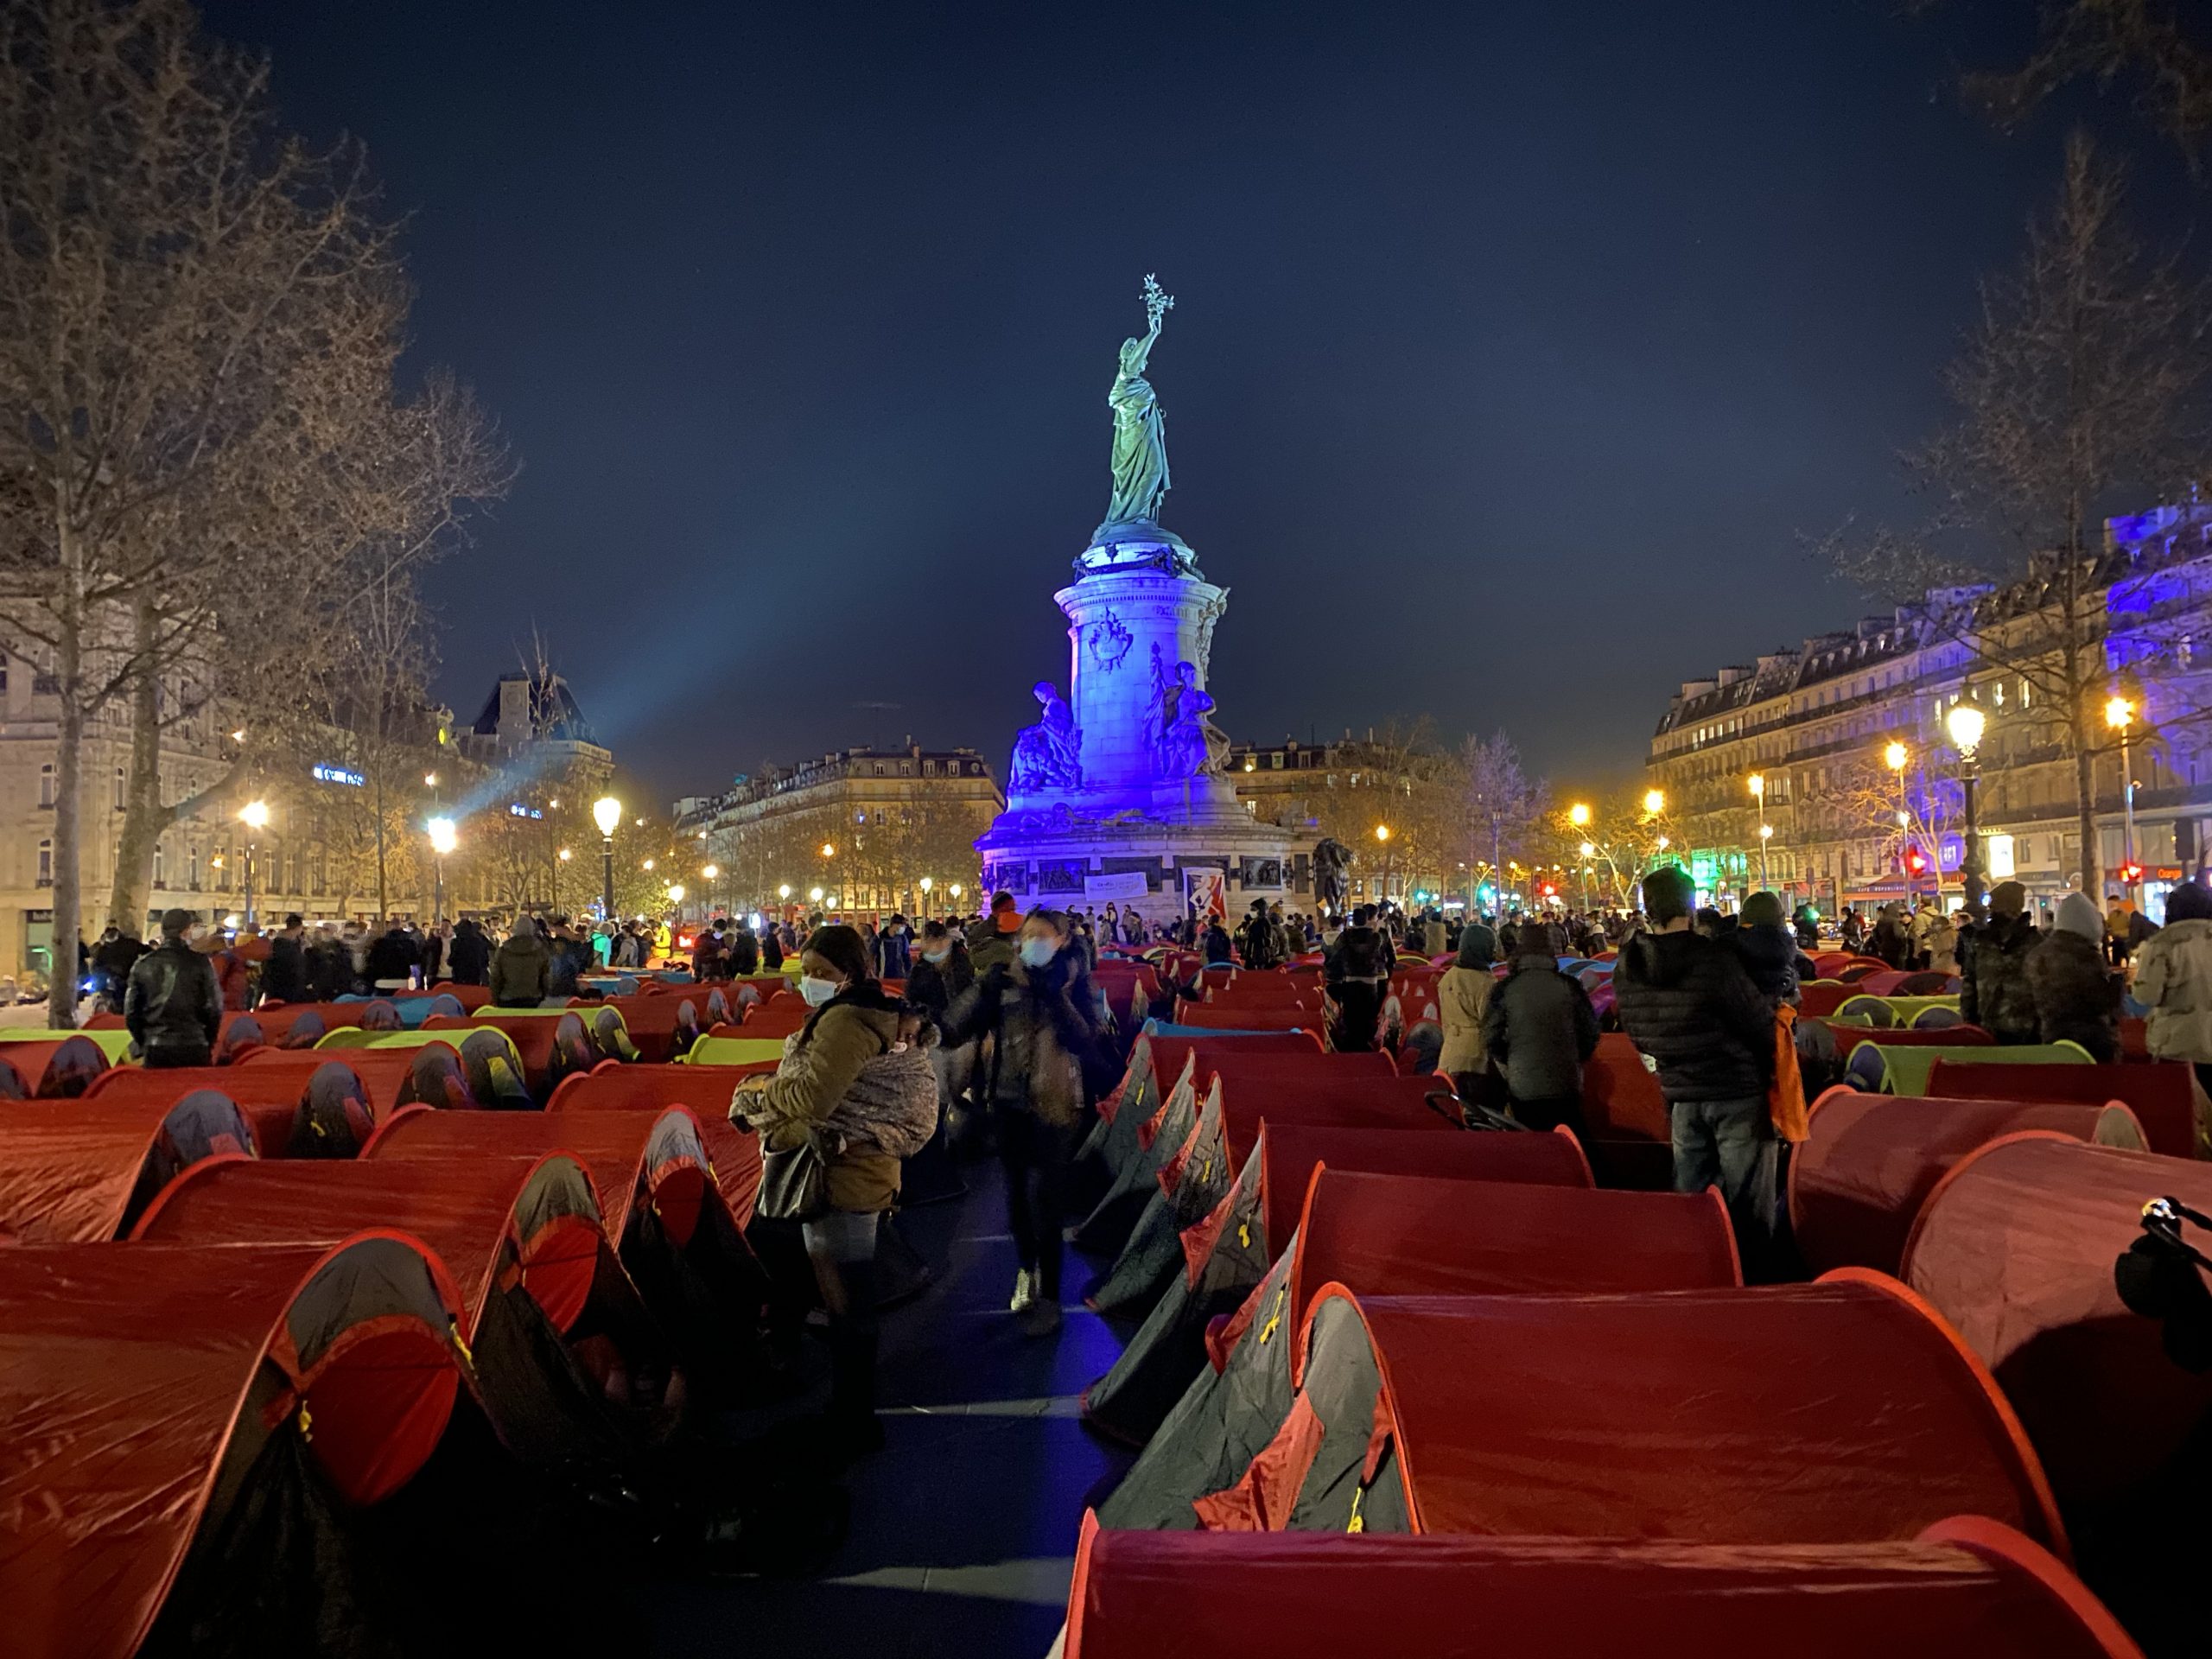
0 1091 256 1242
1061 1517 2140 1659
1195 1275 2062 1548
1169 1005 1318 1033
1789 1089 2148 1274
1094 1167 1738 1518
429 979 496 1008
549 1061 767 1227
1924 1058 2203 1160
573 986 730 1061
1581 1032 1673 1189
241 1039 476 1116
134 1152 604 1336
1256 1121 1591 1251
0 1233 467 1659
243 1001 339 1046
1083 1122 1599 1451
1902 1133 2212 1509
0 1034 108 1097
85 1058 375 1159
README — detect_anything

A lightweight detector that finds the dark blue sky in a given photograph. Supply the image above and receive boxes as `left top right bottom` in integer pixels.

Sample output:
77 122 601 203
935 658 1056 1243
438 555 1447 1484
201 0 2188 800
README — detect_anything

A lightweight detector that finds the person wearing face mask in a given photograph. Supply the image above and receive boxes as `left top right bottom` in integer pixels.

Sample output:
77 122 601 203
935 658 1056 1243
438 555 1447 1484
729 925 914 1454
940 907 1104 1337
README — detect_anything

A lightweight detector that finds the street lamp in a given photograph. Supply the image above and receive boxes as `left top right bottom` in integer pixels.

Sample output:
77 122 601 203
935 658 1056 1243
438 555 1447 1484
702 863 719 914
1577 840 1595 911
919 874 933 918
1568 802 1591 828
592 796 621 922
1885 741 1910 902
557 847 571 916
1947 702 1988 920
427 816 456 925
1642 788 1665 817
2107 696 2139 902
1748 773 1768 890
238 799 270 927
809 886 824 905
1374 823 1393 906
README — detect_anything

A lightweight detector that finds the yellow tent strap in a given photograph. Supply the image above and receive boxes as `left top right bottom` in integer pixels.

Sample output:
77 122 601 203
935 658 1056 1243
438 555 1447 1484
1257 1281 1289 1346
296 1402 313 1443
1347 1482 1365 1534
449 1318 474 1370
1236 1219 1251 1249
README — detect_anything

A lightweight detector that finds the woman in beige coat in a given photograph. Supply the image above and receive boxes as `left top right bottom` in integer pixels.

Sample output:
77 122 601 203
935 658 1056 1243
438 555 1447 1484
2133 880 2212 1142
1438 923 1499 1096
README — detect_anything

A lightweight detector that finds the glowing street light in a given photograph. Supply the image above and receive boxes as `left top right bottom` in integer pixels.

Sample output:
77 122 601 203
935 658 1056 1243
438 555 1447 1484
702 862 719 879
427 817 456 925
778 883 792 901
1884 742 1914 901
666 884 685 905
592 796 622 920
809 886 824 904
820 842 837 860
1374 823 1394 905
919 874 933 919
2107 696 2139 900
1747 773 1769 889
1568 802 1591 827
238 799 270 927
1642 788 1665 817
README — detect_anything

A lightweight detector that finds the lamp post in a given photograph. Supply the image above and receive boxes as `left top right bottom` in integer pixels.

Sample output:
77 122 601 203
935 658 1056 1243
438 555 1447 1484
1946 702 1987 921
1748 774 1768 890
2107 696 2139 904
592 796 621 922
1885 741 1910 903
1577 840 1595 911
702 864 719 915
1642 788 1665 817
1374 823 1393 907
557 847 571 916
238 799 269 928
427 817 456 926
918 874 933 919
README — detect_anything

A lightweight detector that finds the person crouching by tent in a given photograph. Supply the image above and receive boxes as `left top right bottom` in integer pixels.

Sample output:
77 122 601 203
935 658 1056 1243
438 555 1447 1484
938 908 1103 1338
731 925 925 1455
126 909 222 1068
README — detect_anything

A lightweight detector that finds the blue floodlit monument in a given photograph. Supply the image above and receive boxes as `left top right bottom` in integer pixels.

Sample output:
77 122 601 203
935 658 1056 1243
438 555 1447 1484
976 279 1305 922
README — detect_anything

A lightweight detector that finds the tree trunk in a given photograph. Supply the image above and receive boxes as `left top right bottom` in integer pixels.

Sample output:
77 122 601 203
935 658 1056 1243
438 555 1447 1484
2074 709 2103 899
106 603 168 938
373 769 389 925
47 534 86 1029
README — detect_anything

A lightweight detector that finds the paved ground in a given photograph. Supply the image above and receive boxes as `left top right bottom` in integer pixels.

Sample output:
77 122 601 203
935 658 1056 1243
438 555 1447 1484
654 1159 1133 1659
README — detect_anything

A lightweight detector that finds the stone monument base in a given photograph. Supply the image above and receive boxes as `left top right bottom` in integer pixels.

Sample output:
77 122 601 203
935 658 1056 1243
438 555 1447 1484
976 800 1310 927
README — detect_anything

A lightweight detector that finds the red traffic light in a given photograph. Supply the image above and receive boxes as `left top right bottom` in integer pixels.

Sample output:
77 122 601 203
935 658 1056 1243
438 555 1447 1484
1539 883 1557 898
1904 848 1928 874
2120 862 2145 883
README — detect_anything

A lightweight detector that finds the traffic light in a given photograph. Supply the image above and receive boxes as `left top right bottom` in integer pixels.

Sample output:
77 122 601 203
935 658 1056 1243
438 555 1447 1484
1905 847 1929 874
2120 862 2145 884
1540 883 1557 899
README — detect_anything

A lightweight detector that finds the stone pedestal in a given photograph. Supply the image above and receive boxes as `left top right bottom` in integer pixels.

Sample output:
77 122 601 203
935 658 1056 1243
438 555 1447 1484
978 524 1306 924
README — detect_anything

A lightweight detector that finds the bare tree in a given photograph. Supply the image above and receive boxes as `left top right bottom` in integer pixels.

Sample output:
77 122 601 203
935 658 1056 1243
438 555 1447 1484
1461 732 1548 913
1916 0 2212 159
1833 133 2210 899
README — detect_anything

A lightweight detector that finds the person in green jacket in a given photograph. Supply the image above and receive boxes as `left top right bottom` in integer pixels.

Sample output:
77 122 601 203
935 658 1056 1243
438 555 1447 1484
487 921 550 1008
731 924 905 1454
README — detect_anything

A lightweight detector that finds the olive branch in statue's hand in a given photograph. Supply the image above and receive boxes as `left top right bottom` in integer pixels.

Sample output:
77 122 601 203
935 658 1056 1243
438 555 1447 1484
1142 273 1174 330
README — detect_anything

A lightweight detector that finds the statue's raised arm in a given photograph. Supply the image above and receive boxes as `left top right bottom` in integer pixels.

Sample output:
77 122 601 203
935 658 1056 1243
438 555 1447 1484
1102 276 1174 531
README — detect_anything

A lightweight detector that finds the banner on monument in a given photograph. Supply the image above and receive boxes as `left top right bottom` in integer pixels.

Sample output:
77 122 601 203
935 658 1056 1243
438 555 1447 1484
1084 871 1149 902
1184 868 1227 922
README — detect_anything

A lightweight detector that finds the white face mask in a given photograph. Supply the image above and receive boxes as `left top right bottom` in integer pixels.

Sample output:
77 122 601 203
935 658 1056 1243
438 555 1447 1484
800 974 840 1007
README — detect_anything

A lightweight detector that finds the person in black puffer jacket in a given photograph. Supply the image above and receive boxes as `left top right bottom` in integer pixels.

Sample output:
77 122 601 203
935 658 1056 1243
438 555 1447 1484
1958 880 2040 1046
1479 925 1599 1133
1731 892 1802 1009
1612 867 1777 1249
2028 892 2124 1061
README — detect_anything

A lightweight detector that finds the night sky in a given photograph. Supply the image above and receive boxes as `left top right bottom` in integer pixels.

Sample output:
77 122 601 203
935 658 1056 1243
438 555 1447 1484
199 1 2195 801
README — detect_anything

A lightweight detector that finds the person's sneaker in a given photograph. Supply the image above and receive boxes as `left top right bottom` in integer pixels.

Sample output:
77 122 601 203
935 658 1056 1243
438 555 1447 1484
1020 1298 1063 1339
1009 1267 1037 1314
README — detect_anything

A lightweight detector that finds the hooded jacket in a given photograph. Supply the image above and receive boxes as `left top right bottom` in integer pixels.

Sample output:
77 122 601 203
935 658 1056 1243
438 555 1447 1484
488 931 551 1007
1437 962 1495 1075
1611 928 1775 1103
2134 915 2212 1064
1480 954 1599 1102
942 944 1100 1126
1959 910 2040 1040
2027 893 2122 1061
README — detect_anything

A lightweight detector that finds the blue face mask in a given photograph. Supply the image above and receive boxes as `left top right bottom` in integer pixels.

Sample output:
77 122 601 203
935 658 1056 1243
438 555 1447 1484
799 974 840 1007
1020 938 1057 969
923 947 950 964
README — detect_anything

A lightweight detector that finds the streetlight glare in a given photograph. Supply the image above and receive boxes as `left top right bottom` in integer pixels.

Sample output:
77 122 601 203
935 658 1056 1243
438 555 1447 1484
1579 840 1595 857
641 858 655 872
423 771 438 788
667 884 685 903
1568 802 1591 827
426 816 457 855
1758 824 1774 841
1945 702 1986 755
2106 695 2135 731
592 796 622 836
1373 823 1391 842
820 842 837 858
1746 773 1764 798
1642 788 1665 816
558 847 572 861
702 863 719 880
919 875 933 892
1884 741 1908 772
809 886 825 903
778 883 792 899
239 798 270 830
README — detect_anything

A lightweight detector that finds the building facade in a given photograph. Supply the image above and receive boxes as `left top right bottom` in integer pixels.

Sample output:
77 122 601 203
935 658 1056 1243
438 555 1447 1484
675 743 1004 921
1647 506 2212 921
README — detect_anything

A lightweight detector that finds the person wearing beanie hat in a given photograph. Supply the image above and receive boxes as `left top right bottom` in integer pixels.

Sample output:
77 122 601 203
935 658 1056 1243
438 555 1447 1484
968 892 1025 976
1438 923 1499 1097
2132 880 2212 1088
1729 890 1802 1008
1481 918 1601 1134
1960 880 2041 1046
2026 891 2124 1059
